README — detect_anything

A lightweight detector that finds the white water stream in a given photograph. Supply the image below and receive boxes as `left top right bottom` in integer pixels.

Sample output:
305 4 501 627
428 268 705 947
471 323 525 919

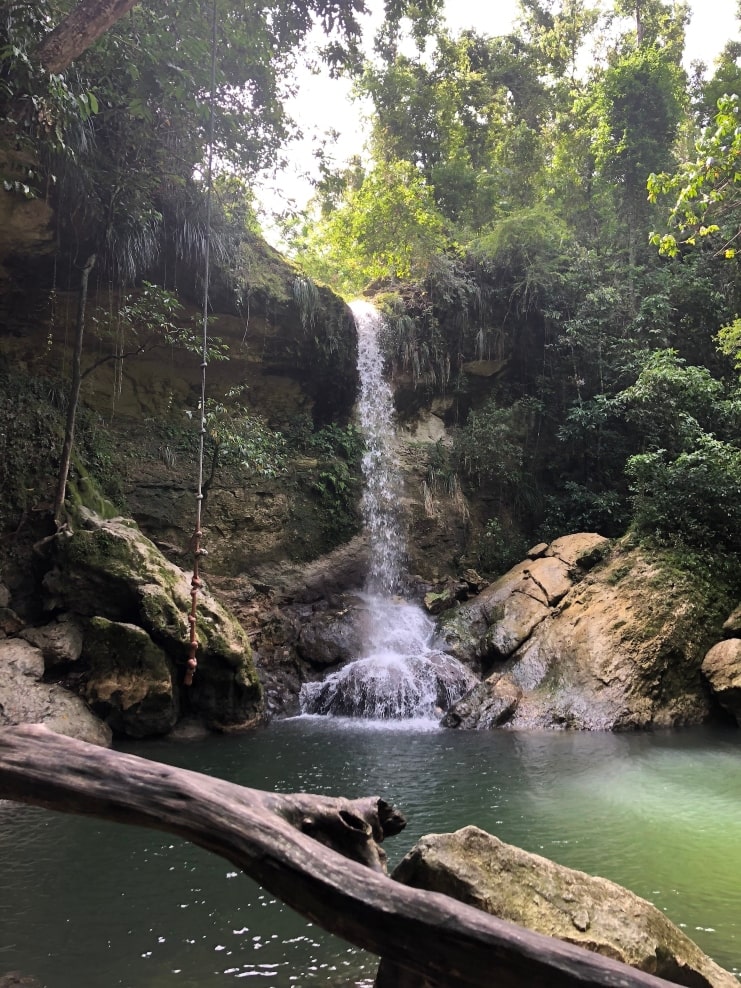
300 302 475 720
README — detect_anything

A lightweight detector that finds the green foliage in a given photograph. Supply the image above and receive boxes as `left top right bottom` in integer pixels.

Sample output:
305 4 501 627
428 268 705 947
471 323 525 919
594 45 685 255
307 422 364 463
118 282 227 360
0 1 98 175
717 317 741 372
474 516 528 577
295 158 448 295
614 348 727 453
454 397 543 521
200 386 287 483
0 369 127 528
359 28 552 233
3 0 429 290
538 482 628 541
648 94 741 258
306 422 363 542
471 206 570 316
626 435 741 549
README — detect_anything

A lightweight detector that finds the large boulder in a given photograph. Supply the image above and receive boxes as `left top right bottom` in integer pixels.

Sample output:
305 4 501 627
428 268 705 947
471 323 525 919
701 639 741 725
443 537 722 730
0 638 111 746
296 601 365 667
376 827 737 988
42 509 263 734
82 618 179 738
438 534 608 670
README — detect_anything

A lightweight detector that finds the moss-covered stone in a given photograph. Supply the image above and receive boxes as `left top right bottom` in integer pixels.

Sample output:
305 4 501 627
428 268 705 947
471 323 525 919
49 508 263 732
378 827 737 988
82 617 178 738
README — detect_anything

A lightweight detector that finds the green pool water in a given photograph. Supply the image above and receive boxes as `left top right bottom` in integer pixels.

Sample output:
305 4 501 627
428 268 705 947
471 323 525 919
1 719 739 986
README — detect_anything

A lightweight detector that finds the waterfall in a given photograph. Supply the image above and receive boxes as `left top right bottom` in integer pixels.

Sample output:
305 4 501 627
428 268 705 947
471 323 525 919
300 301 476 721
355 300 403 596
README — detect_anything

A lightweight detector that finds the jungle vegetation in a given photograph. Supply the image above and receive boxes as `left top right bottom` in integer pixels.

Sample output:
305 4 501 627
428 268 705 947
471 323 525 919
2 0 741 572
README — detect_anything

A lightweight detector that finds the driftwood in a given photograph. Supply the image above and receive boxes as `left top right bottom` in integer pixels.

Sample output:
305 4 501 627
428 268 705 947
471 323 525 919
0 725 679 988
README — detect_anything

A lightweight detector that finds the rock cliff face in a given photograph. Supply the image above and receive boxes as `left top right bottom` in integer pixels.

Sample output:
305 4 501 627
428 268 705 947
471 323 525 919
440 534 731 731
376 826 737 988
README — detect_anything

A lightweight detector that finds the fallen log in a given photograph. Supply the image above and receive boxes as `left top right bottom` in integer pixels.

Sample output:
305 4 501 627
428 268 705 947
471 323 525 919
0 725 679 988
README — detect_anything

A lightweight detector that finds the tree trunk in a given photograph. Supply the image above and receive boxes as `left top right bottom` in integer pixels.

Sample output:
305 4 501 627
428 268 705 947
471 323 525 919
0 725 679 988
36 0 141 75
52 253 95 528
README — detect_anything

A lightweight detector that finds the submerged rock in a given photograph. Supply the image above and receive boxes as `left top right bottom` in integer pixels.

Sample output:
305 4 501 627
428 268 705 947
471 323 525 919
376 826 737 988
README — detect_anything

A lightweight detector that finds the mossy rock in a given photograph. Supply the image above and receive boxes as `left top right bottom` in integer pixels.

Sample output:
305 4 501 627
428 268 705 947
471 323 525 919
82 617 178 738
51 509 263 730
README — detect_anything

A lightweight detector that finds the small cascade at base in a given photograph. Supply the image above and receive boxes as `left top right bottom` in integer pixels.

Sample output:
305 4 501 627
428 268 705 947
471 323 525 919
299 302 476 722
300 596 477 719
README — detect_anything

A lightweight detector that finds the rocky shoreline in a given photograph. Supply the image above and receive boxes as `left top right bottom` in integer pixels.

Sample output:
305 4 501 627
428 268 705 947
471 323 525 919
2 521 740 743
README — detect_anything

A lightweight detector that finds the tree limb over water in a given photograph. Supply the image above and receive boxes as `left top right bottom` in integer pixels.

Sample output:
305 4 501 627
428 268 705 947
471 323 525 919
0 725 678 988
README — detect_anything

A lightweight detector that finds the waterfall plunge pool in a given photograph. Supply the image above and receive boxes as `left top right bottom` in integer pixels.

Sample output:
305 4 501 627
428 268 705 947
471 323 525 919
1 720 740 987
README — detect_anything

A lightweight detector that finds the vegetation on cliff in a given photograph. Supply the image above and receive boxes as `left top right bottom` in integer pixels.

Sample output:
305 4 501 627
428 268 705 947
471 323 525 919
1 0 741 693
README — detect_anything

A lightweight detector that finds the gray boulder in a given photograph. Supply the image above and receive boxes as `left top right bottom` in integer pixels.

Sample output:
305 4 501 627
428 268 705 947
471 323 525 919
376 826 737 988
297 603 364 667
20 615 84 670
0 638 111 746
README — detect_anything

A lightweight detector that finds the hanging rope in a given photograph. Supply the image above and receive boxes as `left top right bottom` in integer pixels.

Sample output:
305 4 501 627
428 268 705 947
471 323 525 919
185 0 218 688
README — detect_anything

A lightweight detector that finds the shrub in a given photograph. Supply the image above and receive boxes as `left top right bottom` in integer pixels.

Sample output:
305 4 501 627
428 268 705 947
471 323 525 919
626 434 741 549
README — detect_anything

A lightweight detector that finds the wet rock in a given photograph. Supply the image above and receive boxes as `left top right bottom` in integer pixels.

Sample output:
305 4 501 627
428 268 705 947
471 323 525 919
376 826 737 988
301 651 477 719
441 674 521 729
297 604 364 666
0 638 111 746
702 639 741 725
423 587 458 616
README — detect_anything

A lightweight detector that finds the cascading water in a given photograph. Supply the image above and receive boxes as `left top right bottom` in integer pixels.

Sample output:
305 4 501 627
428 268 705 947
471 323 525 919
300 301 476 721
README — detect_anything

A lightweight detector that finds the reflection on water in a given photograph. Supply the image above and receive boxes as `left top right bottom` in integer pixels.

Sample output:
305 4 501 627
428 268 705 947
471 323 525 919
1 722 740 986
